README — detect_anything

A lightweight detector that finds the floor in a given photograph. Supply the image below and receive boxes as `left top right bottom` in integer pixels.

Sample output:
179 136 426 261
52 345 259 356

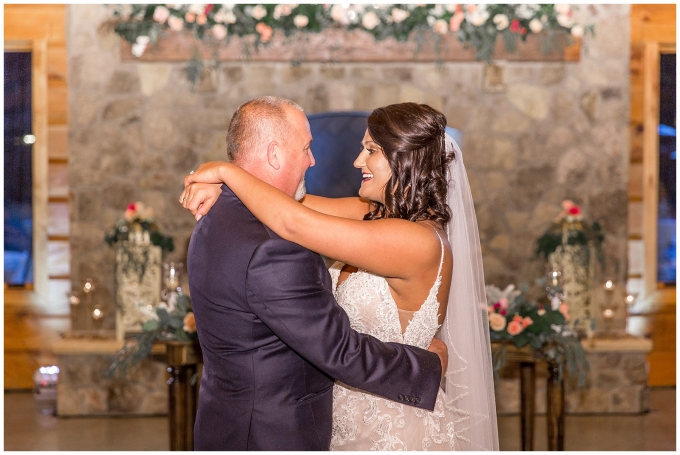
4 388 676 451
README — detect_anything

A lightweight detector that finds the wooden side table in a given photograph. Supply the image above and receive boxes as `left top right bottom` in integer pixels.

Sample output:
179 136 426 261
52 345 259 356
165 340 202 451
492 342 565 451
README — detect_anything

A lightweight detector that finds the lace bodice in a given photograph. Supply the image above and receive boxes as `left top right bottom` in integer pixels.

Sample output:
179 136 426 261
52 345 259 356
328 232 445 349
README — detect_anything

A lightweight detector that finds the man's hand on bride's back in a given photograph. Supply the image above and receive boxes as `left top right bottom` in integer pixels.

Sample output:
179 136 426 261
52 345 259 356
179 183 222 221
427 338 448 381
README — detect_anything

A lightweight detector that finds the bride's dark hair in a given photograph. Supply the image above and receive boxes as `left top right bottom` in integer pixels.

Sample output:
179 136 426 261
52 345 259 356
364 102 454 226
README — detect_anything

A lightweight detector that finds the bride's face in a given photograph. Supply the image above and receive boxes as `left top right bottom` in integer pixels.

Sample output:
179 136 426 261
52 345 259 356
353 130 392 203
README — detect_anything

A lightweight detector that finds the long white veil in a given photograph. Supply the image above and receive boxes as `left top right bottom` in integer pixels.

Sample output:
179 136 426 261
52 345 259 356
439 134 499 450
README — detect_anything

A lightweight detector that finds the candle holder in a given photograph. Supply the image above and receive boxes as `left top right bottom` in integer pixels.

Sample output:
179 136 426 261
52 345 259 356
161 262 184 311
83 278 95 331
91 305 105 331
600 279 617 335
66 290 81 331
545 262 565 311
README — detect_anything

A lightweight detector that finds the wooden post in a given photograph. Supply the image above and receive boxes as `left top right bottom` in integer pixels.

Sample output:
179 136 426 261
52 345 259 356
519 362 536 451
166 341 202 451
546 362 565 451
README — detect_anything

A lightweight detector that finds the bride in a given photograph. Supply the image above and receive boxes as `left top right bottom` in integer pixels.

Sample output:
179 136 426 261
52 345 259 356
180 102 499 451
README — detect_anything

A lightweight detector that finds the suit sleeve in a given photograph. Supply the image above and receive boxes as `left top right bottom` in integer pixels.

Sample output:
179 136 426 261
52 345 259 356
245 238 442 411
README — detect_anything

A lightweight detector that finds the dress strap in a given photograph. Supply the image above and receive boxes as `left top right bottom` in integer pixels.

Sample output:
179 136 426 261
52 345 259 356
434 229 445 280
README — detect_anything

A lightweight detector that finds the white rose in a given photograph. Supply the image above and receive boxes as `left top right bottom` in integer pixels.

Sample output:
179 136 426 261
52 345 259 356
556 13 574 28
136 35 150 46
391 7 409 23
554 4 571 15
493 14 509 31
273 4 293 20
131 42 147 57
330 5 348 24
427 15 436 26
293 14 309 28
223 11 236 24
361 11 380 30
489 313 507 332
188 4 204 15
516 4 538 20
213 11 225 23
250 5 267 20
153 6 170 23
445 4 456 13
467 8 490 27
529 18 543 33
433 19 448 35
211 24 227 40
570 24 584 38
431 4 444 17
168 15 184 31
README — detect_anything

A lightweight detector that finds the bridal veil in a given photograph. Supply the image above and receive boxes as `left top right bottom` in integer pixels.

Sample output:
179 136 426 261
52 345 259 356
440 133 499 450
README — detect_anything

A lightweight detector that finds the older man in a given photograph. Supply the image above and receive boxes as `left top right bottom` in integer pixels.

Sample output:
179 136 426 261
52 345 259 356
185 96 445 450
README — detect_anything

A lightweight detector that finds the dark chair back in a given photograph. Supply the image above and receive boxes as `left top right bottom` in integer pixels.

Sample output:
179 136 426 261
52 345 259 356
306 111 462 198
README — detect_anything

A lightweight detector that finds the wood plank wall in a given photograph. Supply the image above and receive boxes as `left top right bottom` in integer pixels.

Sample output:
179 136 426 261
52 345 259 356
628 4 676 387
4 4 71 389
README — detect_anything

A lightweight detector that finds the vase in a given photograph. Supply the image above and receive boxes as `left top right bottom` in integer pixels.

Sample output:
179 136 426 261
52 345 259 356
548 244 596 337
115 241 162 341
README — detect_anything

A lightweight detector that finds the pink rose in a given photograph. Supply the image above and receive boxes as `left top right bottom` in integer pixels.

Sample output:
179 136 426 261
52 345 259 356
522 317 533 328
498 297 509 310
449 11 465 31
507 320 523 336
561 199 575 211
183 312 196 333
255 22 273 42
510 18 521 33
559 303 569 321
185 12 196 23
512 314 522 323
196 14 207 26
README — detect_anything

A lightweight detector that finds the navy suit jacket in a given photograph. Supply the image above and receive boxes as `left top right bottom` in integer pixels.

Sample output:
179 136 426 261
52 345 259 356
188 186 442 450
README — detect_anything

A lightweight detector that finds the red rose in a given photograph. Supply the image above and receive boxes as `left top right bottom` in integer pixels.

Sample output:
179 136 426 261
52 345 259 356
510 18 520 33
204 4 214 15
127 203 136 211
568 206 581 215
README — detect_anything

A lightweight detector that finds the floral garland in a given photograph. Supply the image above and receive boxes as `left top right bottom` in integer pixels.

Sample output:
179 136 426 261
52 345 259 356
110 4 590 63
105 201 174 253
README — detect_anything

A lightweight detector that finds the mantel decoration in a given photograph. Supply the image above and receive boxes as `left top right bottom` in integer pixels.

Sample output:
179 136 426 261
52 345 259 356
108 292 197 378
535 200 605 337
105 202 175 341
487 279 589 386
108 4 592 85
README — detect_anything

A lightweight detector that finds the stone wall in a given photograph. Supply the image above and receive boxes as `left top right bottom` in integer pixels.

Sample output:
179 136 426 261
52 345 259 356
67 5 631 330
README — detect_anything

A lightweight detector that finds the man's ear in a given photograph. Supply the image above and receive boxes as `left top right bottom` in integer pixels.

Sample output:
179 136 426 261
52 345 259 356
266 141 281 170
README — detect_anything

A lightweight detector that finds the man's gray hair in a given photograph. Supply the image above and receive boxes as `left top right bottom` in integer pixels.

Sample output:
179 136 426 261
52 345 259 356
226 96 305 165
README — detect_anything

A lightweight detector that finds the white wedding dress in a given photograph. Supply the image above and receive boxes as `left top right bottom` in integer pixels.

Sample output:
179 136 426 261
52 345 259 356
328 234 467 451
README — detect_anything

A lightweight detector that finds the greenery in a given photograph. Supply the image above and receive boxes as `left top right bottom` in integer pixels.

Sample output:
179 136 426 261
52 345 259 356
107 293 197 378
487 282 589 386
108 4 592 85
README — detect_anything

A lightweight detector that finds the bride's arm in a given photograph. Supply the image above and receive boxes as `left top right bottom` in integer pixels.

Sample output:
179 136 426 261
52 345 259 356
181 164 370 221
182 163 441 280
300 195 371 220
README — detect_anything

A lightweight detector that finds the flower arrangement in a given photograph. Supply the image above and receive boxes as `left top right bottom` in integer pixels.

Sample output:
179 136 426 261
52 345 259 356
107 292 197 378
110 4 590 63
105 201 174 253
487 282 589 385
535 199 605 265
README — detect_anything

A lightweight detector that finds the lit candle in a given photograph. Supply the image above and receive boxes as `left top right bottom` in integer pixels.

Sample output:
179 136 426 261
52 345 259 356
604 280 614 291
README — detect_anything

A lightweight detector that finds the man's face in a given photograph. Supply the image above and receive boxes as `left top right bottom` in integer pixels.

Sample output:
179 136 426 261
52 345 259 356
279 108 315 198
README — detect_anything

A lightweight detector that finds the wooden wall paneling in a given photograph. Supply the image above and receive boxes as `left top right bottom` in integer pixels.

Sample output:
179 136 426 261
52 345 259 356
3 5 67 45
31 39 50 305
48 85 68 125
47 125 68 160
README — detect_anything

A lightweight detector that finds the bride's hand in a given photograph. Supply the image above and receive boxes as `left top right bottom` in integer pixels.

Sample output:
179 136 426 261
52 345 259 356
427 338 448 381
179 183 222 221
184 161 231 187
